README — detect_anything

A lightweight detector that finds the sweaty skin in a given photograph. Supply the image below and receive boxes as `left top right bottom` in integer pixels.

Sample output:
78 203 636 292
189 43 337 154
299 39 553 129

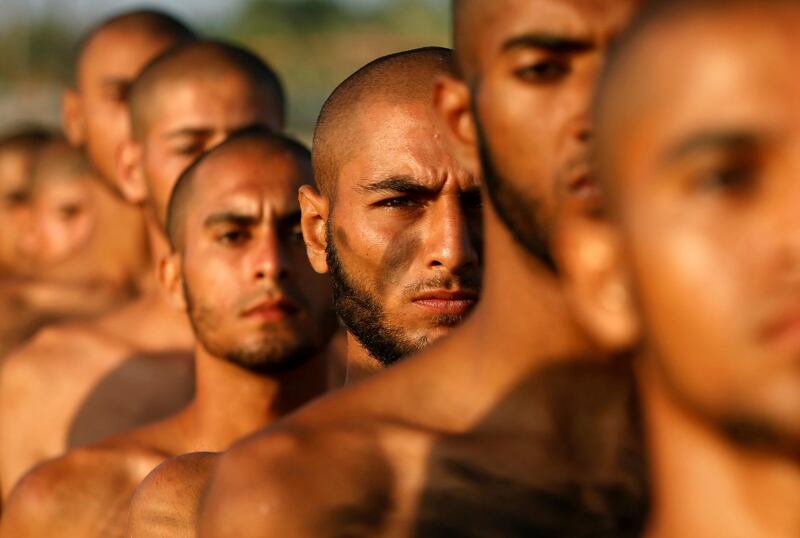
0 38 285 500
565 2 800 537
197 2 647 537
1 133 339 538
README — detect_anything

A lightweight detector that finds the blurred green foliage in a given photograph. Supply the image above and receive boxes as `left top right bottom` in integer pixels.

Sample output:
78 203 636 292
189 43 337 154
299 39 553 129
0 0 449 140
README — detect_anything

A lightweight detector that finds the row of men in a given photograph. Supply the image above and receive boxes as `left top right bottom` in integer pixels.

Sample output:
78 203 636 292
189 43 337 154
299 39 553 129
0 0 798 536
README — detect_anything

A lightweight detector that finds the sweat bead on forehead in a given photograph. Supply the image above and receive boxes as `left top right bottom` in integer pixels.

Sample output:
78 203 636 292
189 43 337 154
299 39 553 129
128 40 286 142
312 47 456 199
166 128 311 252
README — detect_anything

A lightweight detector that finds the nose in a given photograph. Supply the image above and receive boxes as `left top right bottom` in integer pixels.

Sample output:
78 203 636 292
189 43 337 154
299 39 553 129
16 211 41 260
426 195 480 275
253 227 291 282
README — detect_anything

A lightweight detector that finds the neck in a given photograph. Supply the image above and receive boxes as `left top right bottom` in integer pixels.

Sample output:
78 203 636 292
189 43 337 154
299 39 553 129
345 334 384 384
464 206 594 394
188 346 328 451
639 360 800 538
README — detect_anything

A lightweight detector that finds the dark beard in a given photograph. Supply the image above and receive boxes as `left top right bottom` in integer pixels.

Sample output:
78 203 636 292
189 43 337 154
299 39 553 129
183 282 318 375
326 224 429 367
472 104 557 272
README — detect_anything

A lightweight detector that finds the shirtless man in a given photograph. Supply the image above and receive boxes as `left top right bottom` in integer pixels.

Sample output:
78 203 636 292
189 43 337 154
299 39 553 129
198 2 646 536
0 40 285 499
126 47 483 536
1 128 338 538
565 1 800 536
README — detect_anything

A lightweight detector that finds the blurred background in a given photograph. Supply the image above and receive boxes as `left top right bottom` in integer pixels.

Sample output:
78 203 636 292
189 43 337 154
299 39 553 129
0 0 449 142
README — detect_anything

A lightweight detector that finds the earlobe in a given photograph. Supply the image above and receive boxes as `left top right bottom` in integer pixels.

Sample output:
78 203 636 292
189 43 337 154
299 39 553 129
117 140 148 205
158 253 186 311
298 185 330 274
559 218 640 352
433 74 479 170
61 89 86 147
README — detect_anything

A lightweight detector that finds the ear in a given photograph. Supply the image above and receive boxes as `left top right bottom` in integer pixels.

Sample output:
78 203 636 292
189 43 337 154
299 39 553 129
117 139 148 205
158 252 186 312
299 185 330 274
558 216 640 352
61 88 86 147
434 74 480 174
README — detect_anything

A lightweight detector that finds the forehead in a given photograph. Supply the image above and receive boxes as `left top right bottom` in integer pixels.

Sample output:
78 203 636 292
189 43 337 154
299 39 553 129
189 146 306 217
147 74 273 136
614 7 800 176
473 0 638 55
339 100 476 191
79 28 177 85
0 149 33 192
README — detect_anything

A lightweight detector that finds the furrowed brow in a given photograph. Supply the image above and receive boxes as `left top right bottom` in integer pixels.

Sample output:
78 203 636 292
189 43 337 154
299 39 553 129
204 212 259 228
360 176 437 195
502 33 593 54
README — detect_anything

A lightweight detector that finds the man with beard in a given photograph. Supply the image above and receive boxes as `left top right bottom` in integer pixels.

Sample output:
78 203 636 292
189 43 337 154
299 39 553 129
0 39 285 500
565 1 800 536
1 129 338 538
198 2 646 535
125 47 482 537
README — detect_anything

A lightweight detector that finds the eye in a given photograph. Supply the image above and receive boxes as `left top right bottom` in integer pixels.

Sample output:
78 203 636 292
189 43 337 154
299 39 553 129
218 229 251 246
514 58 571 84
460 191 483 211
375 196 424 209
173 143 205 157
696 160 757 193
59 204 83 220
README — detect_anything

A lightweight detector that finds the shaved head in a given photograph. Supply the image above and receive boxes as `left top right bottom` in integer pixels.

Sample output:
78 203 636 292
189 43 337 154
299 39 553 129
313 47 456 198
73 9 195 87
128 40 286 142
451 0 484 78
167 127 310 252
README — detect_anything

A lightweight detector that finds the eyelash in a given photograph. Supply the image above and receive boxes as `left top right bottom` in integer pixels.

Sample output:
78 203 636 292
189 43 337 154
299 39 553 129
513 57 571 84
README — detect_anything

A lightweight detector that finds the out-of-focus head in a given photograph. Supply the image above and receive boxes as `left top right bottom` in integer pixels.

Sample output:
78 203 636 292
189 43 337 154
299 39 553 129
568 0 800 452
439 0 640 267
19 137 99 266
162 128 335 373
119 39 286 232
0 127 56 272
302 47 482 367
62 9 195 194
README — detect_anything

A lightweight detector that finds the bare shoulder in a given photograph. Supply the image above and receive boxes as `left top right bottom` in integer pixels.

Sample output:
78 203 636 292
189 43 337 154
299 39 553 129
1 443 164 538
128 452 218 538
200 421 432 538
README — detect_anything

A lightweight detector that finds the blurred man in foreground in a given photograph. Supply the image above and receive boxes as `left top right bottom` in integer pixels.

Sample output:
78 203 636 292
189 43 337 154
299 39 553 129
1 129 338 538
0 39 285 499
566 0 800 536
198 2 646 536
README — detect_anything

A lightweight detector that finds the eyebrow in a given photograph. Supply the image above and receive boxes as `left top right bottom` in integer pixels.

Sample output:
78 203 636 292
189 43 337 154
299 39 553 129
166 127 213 140
360 176 438 196
501 33 593 54
662 130 763 164
204 212 259 228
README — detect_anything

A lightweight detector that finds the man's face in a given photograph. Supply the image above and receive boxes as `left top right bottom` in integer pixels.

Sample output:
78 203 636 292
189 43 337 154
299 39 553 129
467 0 638 262
326 101 482 366
139 73 282 228
180 143 336 372
72 28 181 189
609 7 800 448
0 147 34 271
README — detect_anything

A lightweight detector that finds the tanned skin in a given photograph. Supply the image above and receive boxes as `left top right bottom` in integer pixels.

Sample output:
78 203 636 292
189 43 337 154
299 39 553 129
0 38 285 500
565 2 800 537
0 131 338 538
196 2 647 537
127 47 483 537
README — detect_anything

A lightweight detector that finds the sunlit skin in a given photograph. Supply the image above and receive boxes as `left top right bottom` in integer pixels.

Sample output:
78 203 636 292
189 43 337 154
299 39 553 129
0 134 337 538
302 97 481 378
566 3 800 537
0 42 284 502
196 5 647 534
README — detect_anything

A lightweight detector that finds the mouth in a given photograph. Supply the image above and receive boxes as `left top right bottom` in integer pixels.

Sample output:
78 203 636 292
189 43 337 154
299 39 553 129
241 297 300 323
412 289 479 316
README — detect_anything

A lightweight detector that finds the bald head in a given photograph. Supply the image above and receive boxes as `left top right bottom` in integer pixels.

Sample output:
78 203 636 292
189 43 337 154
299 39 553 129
593 0 796 198
128 40 286 141
73 9 195 86
313 47 456 198
167 127 310 252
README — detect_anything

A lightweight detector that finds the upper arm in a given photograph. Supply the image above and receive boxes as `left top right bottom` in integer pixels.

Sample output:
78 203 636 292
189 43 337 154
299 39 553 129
128 452 218 538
